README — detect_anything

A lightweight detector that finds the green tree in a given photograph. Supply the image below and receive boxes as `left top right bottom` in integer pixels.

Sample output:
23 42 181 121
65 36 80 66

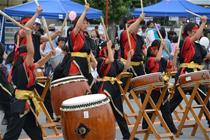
73 0 161 24
132 0 161 8
73 0 132 23
72 0 160 41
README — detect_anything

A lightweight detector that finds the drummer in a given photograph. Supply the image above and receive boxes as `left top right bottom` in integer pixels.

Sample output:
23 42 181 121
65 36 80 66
144 39 178 134
68 2 98 93
97 40 138 140
120 13 146 77
169 16 210 127
3 23 56 140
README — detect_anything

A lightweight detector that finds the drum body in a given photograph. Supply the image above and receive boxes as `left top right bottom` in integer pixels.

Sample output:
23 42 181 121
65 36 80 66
178 70 210 88
51 75 89 116
60 94 116 140
131 72 164 91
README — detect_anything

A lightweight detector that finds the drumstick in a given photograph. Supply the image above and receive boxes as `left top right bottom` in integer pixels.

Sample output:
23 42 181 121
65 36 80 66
0 10 30 31
126 24 132 50
155 23 163 41
186 10 201 18
177 25 183 47
41 16 55 51
0 83 13 96
84 0 87 4
140 0 144 14
60 12 68 34
155 23 171 55
34 0 40 7
100 16 109 41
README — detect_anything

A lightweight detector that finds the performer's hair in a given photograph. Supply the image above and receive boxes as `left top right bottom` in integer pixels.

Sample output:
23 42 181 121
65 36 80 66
183 22 198 36
147 39 161 57
73 16 89 28
159 27 166 39
56 36 67 46
0 42 5 64
146 20 154 27
172 35 178 43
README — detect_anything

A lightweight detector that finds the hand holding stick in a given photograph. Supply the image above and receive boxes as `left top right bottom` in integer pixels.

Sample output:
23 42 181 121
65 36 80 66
0 10 30 31
41 16 55 52
100 16 109 41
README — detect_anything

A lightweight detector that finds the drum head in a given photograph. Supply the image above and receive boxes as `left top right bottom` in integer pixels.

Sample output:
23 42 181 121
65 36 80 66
51 75 87 87
61 94 110 111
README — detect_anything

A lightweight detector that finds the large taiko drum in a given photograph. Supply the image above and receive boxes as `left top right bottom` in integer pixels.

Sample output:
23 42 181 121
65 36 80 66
60 94 116 140
178 70 210 88
51 75 90 116
131 72 165 91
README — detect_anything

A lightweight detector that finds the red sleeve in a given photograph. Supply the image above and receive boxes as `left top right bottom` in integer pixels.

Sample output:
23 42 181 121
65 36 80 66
147 57 160 73
99 57 110 77
181 37 195 63
121 31 136 59
24 60 36 88
71 31 85 52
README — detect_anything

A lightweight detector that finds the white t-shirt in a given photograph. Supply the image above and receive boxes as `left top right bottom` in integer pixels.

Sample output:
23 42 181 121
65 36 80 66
49 47 64 69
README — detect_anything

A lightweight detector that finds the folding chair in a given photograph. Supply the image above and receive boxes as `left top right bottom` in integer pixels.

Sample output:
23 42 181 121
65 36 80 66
116 72 136 125
129 72 174 140
175 70 210 140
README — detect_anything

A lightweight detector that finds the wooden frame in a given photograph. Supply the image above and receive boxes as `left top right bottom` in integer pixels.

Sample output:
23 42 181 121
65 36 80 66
117 72 136 125
176 81 210 140
129 81 174 140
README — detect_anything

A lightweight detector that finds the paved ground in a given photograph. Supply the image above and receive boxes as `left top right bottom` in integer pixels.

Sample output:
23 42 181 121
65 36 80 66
0 98 208 140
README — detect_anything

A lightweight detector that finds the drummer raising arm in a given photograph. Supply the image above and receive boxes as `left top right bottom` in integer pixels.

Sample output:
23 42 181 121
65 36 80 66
3 27 55 140
97 40 139 140
169 16 210 128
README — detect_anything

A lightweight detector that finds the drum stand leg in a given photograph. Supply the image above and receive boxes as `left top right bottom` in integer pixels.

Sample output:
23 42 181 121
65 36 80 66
191 86 210 136
33 89 62 139
118 74 137 125
121 89 136 125
129 85 174 140
176 82 210 140
169 86 190 122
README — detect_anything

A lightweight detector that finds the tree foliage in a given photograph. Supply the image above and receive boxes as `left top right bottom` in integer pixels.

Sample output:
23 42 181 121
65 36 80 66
72 0 160 23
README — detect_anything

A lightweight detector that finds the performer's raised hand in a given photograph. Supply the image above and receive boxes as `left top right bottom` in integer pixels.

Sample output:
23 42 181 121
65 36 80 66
36 5 43 15
85 3 90 12
201 16 207 24
140 12 145 20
